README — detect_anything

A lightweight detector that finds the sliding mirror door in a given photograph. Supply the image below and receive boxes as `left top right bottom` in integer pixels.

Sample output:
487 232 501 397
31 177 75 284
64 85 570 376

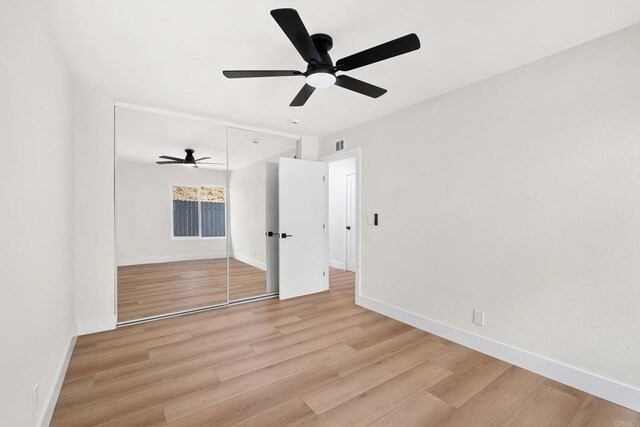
115 107 228 322
227 128 298 301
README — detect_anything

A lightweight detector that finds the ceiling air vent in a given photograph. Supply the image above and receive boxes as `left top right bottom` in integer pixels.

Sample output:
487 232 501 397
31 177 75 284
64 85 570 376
335 139 345 151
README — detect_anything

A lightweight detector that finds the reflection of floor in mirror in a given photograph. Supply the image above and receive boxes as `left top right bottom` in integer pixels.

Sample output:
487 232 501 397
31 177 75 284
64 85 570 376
117 258 267 322
228 258 269 302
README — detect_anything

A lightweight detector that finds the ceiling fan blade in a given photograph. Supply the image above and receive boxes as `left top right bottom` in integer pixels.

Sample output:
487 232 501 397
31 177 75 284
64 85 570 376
222 70 302 79
196 162 226 165
195 157 211 161
270 9 322 64
290 84 315 107
159 155 184 161
156 161 183 164
335 75 387 98
336 33 420 72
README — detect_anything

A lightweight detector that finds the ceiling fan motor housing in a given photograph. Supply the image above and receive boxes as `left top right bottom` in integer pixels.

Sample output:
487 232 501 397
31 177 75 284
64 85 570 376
184 148 195 164
306 34 335 75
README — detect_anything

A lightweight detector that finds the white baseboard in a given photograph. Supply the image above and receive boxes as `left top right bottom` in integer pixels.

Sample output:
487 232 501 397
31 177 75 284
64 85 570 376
39 335 76 427
231 253 266 271
359 295 640 412
76 315 117 336
329 259 346 269
118 252 227 266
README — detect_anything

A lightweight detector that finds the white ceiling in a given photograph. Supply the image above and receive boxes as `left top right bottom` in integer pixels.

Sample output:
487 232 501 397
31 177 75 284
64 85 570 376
116 107 297 170
47 0 640 136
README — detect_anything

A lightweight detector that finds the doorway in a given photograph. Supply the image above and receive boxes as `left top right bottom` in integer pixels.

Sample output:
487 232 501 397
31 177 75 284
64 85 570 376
321 148 361 301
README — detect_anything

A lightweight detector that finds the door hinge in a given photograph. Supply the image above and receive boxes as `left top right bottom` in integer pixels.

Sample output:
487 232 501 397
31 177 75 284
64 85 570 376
323 271 326 277
323 175 325 181
323 223 325 229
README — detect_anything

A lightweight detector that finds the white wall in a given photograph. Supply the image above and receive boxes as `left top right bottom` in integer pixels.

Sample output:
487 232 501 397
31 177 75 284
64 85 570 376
320 24 640 397
300 135 319 160
116 161 227 265
74 85 118 334
0 0 76 425
328 157 356 269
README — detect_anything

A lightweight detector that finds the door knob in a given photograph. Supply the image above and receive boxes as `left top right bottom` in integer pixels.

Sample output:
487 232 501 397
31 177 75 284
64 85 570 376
281 233 293 239
265 231 279 237
346 226 351 230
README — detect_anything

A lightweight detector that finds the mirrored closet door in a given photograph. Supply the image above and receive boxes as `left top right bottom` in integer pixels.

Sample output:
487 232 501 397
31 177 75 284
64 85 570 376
115 107 229 323
115 105 299 323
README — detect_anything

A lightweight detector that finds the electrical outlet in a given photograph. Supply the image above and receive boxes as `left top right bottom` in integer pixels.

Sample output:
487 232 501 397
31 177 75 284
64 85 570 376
473 309 485 326
33 383 39 421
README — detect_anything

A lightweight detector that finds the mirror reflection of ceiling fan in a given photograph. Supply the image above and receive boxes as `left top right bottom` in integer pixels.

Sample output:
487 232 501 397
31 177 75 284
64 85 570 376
156 149 225 168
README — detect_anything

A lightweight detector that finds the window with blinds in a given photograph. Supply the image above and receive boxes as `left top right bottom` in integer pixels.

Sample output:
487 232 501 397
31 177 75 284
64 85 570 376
172 185 225 238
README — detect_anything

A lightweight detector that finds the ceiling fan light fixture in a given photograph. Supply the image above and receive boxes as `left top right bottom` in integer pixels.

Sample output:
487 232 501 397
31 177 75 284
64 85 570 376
305 71 336 89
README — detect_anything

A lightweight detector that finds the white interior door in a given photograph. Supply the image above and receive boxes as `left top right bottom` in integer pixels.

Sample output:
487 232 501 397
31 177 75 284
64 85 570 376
265 162 279 293
346 173 357 272
279 158 328 299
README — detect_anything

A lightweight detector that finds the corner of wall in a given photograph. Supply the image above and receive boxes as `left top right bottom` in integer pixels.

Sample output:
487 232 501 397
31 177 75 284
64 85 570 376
76 315 117 336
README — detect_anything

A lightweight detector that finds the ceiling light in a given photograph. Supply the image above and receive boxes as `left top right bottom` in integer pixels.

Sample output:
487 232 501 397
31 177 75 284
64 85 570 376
305 71 336 89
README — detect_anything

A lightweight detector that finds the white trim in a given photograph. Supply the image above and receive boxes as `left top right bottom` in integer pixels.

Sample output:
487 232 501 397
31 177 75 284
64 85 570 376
320 148 362 304
39 335 76 427
76 315 117 336
114 101 301 140
359 295 640 412
117 253 227 266
230 253 266 271
329 259 346 270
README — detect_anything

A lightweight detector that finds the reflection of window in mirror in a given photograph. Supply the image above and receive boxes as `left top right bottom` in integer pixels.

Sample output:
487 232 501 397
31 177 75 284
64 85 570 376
172 185 226 238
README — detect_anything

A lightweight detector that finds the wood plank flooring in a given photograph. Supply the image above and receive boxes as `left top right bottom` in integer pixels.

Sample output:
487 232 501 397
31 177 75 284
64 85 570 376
118 258 267 321
55 268 639 426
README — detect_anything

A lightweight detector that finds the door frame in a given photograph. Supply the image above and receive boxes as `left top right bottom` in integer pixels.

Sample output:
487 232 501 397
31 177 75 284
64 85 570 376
320 148 362 304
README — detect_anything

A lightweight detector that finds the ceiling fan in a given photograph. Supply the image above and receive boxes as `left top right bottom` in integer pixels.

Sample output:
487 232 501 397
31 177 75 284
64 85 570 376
156 149 224 168
223 8 421 106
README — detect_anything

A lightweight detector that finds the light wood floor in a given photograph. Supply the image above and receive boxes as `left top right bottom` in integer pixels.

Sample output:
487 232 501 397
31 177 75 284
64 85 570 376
118 258 267 322
56 269 639 426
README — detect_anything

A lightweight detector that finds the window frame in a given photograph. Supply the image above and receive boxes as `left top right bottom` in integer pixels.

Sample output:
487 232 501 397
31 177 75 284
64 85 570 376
170 183 227 240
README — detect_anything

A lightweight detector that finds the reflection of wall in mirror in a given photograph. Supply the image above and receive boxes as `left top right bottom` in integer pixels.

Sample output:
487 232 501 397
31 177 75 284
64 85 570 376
328 157 356 270
116 160 227 265
228 150 296 271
